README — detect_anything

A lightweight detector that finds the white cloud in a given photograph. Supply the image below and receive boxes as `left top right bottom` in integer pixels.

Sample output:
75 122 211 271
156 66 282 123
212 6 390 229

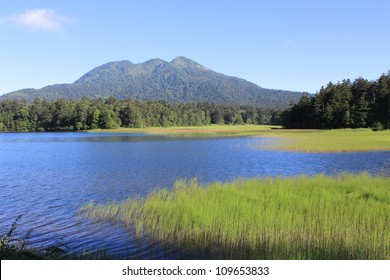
2 9 70 31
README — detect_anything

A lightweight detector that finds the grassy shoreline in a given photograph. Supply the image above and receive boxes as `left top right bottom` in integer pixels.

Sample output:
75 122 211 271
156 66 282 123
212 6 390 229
89 125 390 152
82 173 390 259
266 128 390 153
88 124 281 137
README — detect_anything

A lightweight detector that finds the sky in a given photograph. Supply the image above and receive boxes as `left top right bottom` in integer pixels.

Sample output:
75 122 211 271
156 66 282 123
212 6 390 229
0 0 390 95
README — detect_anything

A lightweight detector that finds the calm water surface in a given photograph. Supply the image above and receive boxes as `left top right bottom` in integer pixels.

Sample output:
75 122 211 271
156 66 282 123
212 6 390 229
1 132 389 258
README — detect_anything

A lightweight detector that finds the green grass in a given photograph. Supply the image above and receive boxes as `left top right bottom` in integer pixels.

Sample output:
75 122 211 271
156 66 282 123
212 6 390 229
81 173 390 259
266 128 390 152
89 124 280 137
89 125 390 152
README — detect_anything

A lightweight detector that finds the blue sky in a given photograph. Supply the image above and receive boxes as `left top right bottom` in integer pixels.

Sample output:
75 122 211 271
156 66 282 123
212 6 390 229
0 0 389 95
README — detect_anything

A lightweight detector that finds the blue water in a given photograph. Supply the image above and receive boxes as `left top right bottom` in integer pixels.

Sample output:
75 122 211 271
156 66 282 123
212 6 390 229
0 132 389 258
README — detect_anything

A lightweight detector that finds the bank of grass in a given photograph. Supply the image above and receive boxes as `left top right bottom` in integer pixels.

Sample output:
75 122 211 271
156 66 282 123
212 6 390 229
89 125 390 152
89 124 280 137
266 128 390 152
82 173 390 259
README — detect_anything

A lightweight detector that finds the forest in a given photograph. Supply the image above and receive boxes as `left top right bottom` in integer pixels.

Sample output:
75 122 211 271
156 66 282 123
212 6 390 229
281 72 390 130
0 97 280 132
2 72 389 132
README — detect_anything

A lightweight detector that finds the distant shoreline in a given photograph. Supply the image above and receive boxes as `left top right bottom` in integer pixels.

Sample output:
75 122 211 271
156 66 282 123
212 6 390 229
88 125 390 153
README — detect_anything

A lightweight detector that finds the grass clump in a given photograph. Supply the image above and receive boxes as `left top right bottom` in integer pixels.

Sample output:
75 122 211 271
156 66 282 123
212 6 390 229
82 173 390 259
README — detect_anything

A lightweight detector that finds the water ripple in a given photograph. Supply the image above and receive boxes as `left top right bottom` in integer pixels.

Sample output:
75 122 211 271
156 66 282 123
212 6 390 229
1 132 389 258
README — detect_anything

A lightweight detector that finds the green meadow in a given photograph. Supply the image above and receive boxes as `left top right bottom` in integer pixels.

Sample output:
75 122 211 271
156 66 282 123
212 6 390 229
89 124 279 137
267 128 390 152
90 125 390 152
82 173 390 259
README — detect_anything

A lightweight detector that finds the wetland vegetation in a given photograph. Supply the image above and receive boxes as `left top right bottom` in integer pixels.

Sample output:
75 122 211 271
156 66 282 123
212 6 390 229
82 173 390 259
2 71 390 260
263 128 390 152
91 125 390 153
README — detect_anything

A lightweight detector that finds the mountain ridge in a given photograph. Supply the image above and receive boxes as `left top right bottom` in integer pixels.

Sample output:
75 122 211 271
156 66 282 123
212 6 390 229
1 56 303 107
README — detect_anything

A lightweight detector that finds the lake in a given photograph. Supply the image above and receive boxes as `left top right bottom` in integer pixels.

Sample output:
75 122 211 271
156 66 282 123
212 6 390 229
1 132 389 259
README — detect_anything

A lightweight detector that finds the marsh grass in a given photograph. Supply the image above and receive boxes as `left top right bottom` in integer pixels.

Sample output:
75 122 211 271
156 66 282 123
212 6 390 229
90 125 390 152
81 173 390 259
266 129 390 152
89 125 280 137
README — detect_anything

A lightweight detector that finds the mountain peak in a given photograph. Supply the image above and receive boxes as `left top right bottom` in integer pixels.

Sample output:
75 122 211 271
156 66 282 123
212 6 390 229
171 56 191 63
170 56 209 71
0 56 303 106
143 58 167 65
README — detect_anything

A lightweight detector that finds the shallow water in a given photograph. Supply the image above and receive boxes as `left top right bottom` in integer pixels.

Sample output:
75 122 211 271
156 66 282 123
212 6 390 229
0 132 389 258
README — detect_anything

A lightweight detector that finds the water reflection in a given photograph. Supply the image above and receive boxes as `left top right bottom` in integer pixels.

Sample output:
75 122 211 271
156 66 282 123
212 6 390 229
0 132 389 259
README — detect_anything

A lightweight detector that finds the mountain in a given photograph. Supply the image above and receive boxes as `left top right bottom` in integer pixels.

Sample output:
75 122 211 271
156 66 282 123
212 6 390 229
1 56 303 107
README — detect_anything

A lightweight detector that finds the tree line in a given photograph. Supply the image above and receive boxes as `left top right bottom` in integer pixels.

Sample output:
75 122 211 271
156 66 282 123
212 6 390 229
0 97 280 132
281 72 390 130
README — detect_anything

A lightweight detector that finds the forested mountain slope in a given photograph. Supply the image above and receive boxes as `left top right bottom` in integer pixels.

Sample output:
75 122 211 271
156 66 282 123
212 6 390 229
1 57 303 107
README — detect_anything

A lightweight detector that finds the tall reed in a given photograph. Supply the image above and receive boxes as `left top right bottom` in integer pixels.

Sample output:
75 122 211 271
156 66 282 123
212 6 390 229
81 173 390 259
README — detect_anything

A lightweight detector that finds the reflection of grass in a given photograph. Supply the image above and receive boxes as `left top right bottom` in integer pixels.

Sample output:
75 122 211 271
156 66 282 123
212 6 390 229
89 125 390 152
0 216 118 260
82 173 390 259
0 215 67 260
